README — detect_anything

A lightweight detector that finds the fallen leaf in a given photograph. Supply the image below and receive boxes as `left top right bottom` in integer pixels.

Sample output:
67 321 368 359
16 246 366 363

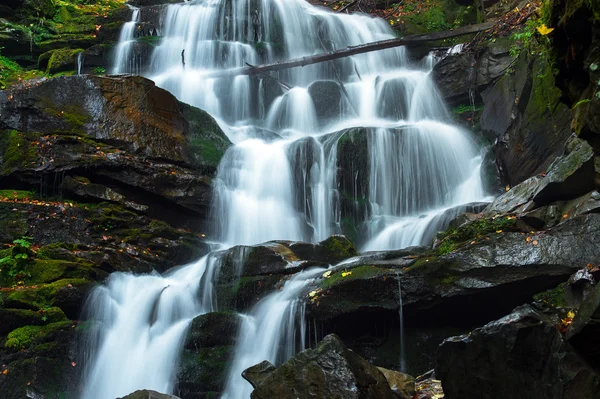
537 24 555 35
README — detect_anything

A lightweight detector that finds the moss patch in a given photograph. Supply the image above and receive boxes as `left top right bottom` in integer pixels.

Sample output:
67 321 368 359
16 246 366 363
534 283 567 308
435 216 518 255
319 265 392 290
5 320 73 351
6 278 89 310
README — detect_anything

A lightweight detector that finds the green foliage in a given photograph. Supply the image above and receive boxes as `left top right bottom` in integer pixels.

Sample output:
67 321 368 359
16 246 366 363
0 51 22 89
93 66 106 74
0 237 35 284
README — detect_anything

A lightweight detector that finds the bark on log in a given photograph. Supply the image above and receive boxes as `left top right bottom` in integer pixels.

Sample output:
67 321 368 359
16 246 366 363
205 21 495 78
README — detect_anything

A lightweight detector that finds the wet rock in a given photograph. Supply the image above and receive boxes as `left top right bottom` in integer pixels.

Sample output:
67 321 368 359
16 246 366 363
308 80 344 123
213 235 358 312
377 367 416 399
0 320 80 399
482 53 573 186
242 360 276 389
0 75 231 228
567 282 600 368
176 346 233 399
432 37 514 106
184 312 241 349
308 213 600 325
118 390 181 399
436 304 600 399
246 334 397 399
483 137 595 216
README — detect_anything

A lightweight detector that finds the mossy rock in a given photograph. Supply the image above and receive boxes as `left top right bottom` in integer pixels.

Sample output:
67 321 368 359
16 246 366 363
185 312 241 349
5 278 90 312
29 259 97 284
177 345 233 397
40 48 83 74
0 306 68 333
5 319 73 351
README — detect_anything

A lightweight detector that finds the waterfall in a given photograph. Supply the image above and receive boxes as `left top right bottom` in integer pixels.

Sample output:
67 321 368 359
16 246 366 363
77 52 84 75
81 0 492 397
111 5 140 75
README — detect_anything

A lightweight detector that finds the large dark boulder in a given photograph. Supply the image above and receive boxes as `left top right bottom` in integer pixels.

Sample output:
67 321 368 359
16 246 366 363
213 235 359 312
436 304 600 399
244 334 397 399
0 75 231 230
483 137 595 216
307 213 600 324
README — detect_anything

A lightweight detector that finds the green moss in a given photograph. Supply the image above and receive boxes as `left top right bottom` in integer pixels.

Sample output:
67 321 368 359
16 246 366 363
29 259 95 284
45 48 83 74
189 136 225 167
435 216 517 255
319 265 390 290
5 320 72 351
0 130 39 173
321 235 359 259
6 278 89 309
534 283 567 308
0 190 37 200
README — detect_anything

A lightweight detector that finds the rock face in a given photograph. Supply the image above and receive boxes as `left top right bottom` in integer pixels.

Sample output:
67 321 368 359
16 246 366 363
244 334 398 399
567 282 600 368
118 390 181 399
0 75 231 230
433 35 573 188
214 235 359 311
176 312 241 398
436 304 600 399
483 137 596 216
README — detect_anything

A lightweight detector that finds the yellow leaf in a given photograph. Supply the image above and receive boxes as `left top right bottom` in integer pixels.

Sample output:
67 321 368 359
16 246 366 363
309 290 317 298
567 311 575 319
322 270 332 278
341 271 353 277
537 24 555 35
496 230 503 233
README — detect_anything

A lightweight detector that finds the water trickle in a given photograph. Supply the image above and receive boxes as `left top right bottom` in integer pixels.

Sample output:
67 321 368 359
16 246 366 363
82 0 493 397
77 52 84 75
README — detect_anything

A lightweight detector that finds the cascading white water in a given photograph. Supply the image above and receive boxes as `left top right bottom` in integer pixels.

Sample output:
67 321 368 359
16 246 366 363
82 0 493 397
80 252 224 399
111 5 140 74
221 267 325 399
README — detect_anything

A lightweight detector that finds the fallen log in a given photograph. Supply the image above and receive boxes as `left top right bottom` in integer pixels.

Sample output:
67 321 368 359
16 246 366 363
204 21 495 78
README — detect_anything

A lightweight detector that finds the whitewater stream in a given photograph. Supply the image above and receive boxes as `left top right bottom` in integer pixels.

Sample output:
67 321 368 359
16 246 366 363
80 0 491 398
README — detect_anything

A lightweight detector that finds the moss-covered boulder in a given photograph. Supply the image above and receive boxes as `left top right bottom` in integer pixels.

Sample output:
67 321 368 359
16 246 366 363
0 75 231 230
246 334 397 399
40 48 83 74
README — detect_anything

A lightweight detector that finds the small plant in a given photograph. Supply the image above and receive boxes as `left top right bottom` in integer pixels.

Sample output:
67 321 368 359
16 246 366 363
0 237 34 284
93 66 106 74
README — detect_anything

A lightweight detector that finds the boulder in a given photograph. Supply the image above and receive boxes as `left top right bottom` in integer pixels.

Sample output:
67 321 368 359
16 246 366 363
242 360 276 389
436 304 600 399
483 137 595 216
245 334 397 399
377 367 416 399
0 75 231 229
567 282 600 368
184 312 241 350
307 213 600 325
213 235 358 311
118 390 180 399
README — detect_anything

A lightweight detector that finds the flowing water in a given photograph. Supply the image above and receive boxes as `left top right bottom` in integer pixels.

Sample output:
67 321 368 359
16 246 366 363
81 0 491 397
